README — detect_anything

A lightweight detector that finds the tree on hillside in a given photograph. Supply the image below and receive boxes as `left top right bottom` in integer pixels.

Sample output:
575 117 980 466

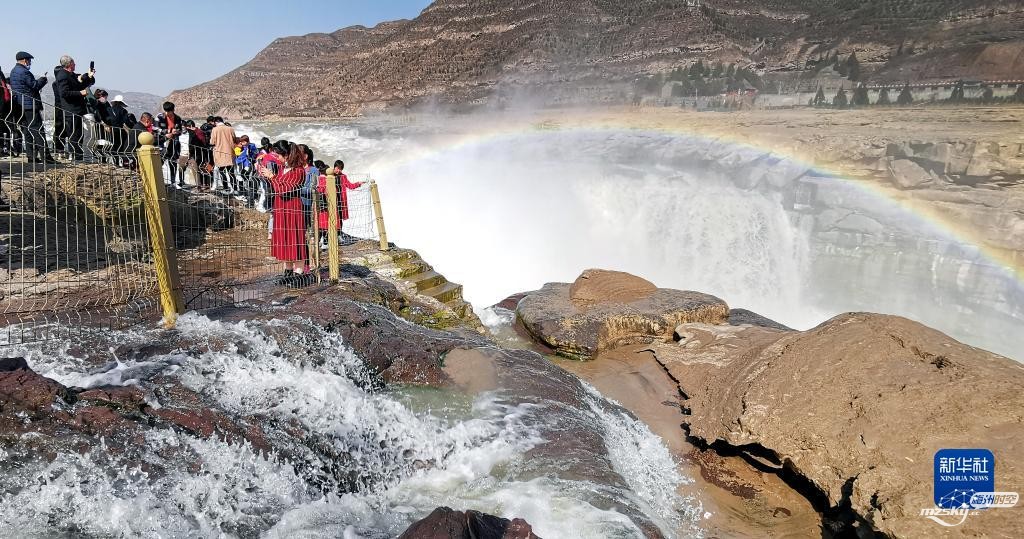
852 83 870 107
690 60 706 79
897 83 913 105
846 52 861 81
1016 84 1024 103
833 88 849 109
877 87 892 105
726 63 736 79
834 55 848 77
711 61 724 78
813 87 827 106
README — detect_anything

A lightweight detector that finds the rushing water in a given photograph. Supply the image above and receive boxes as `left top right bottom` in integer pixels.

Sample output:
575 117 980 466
238 118 1024 360
2 314 703 538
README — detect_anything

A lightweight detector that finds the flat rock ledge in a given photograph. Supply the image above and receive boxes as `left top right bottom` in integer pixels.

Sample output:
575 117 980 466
648 313 1024 538
516 269 729 360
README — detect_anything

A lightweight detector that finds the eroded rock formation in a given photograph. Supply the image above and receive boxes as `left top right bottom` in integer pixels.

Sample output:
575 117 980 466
513 270 1024 537
516 269 729 360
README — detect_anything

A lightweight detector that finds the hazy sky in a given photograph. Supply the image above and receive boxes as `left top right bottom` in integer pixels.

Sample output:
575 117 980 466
5 0 432 97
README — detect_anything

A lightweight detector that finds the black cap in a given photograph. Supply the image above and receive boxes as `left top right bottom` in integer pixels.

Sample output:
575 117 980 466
15 51 33 61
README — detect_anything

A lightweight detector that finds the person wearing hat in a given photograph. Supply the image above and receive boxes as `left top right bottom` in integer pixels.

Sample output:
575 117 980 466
8 52 54 164
108 95 130 161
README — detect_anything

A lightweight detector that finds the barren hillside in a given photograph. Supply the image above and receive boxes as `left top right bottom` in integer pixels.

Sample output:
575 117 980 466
167 0 1024 118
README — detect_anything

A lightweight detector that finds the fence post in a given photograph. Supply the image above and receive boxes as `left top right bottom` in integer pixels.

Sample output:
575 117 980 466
137 131 184 326
325 173 341 282
309 193 321 283
369 180 389 252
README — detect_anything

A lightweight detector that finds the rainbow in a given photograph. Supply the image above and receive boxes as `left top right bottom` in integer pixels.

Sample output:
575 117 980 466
370 113 1024 288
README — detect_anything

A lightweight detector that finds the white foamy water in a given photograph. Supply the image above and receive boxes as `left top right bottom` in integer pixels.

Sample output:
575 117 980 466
2 314 701 538
234 120 1023 358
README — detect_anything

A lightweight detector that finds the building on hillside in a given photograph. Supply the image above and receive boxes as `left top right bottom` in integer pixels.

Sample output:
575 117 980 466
865 80 1023 104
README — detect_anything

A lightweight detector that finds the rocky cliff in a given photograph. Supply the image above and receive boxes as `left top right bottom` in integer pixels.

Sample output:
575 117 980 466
514 269 1024 538
167 0 1024 118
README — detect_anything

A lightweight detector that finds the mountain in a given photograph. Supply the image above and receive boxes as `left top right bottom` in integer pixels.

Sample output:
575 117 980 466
103 90 164 117
167 0 1024 118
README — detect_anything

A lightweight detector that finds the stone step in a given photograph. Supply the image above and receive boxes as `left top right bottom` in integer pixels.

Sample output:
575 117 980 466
373 260 433 279
421 281 463 304
445 298 472 318
409 270 447 292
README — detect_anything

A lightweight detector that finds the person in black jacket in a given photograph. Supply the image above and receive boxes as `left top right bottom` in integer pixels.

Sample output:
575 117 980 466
89 89 114 162
156 101 184 186
53 55 95 160
108 95 130 163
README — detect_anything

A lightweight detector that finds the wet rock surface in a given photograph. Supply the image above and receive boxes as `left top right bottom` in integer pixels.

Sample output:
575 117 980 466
398 507 539 539
516 270 730 360
0 278 691 537
648 312 1024 538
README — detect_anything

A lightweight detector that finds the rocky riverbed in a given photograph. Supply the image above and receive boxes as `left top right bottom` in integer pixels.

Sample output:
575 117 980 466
510 269 1024 538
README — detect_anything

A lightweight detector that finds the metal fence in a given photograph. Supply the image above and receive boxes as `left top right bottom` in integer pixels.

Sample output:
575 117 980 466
1 86 387 344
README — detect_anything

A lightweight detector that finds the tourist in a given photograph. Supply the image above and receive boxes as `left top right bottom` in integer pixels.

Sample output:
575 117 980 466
157 102 185 187
199 116 215 150
126 112 152 161
9 51 53 164
254 138 283 213
209 117 238 194
185 121 213 190
260 143 308 285
300 144 319 270
108 95 130 161
89 89 114 162
176 120 199 188
234 135 258 205
134 112 154 134
53 55 95 160
328 159 363 241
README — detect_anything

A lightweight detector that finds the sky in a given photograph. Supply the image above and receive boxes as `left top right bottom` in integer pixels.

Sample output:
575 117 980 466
4 0 433 97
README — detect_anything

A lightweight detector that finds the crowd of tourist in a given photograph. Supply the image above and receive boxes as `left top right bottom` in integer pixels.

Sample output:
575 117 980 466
1 50 364 286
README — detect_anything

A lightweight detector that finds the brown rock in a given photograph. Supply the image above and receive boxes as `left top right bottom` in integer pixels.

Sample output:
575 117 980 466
650 313 1024 538
569 269 656 304
0 364 76 416
76 386 147 412
887 158 935 189
398 507 539 539
517 271 729 360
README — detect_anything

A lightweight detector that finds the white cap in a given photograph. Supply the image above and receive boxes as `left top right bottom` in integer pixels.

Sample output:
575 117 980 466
112 95 126 104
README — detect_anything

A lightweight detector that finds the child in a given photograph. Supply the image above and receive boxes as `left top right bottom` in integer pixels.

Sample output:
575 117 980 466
317 159 364 244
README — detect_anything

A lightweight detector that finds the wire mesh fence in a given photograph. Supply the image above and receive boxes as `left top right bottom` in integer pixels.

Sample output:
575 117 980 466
1 91 160 344
1 82 384 345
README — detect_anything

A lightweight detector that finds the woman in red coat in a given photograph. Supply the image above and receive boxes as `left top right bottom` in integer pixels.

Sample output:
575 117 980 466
259 143 308 284
316 159 364 233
